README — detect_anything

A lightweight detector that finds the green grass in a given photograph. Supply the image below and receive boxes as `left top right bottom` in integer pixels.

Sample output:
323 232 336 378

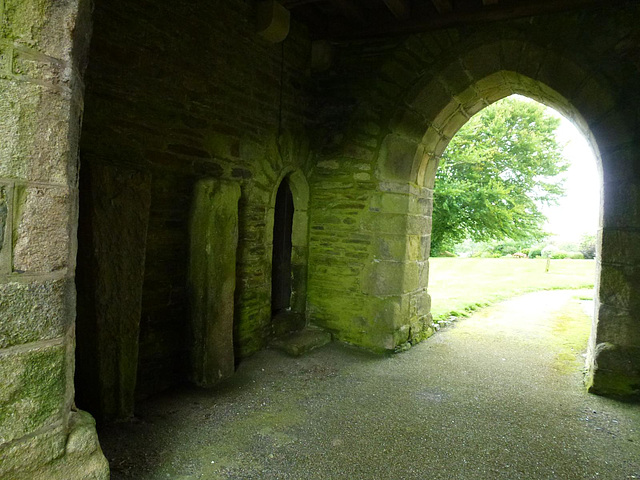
428 258 596 321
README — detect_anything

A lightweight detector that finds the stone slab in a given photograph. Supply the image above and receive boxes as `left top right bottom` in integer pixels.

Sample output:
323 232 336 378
270 326 332 357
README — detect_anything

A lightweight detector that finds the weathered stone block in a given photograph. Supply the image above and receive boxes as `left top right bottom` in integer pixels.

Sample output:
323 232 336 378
587 345 640 397
590 110 635 152
0 279 72 349
363 260 417 296
0 183 9 272
1 0 80 62
1 410 109 480
407 214 431 235
0 423 66 478
376 234 408 261
0 80 72 183
596 304 640 347
189 179 241 387
410 289 431 318
403 261 421 292
461 42 502 82
13 185 70 273
64 410 100 457
601 145 639 185
571 76 616 125
600 228 640 265
405 235 424 262
74 163 152 421
362 211 407 234
409 78 451 126
441 110 469 139
602 182 640 229
0 342 66 444
598 263 640 312
370 192 409 214
388 106 429 140
419 258 430 286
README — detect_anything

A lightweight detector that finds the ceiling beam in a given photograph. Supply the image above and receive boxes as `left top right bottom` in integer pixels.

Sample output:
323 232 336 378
281 0 323 8
431 0 453 13
383 0 411 19
330 0 367 23
328 0 626 40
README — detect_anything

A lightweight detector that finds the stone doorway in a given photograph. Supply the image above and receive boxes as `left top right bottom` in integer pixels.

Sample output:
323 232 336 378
268 170 310 338
271 178 295 315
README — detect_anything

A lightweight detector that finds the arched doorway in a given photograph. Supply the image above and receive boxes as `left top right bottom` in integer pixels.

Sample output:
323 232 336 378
271 178 295 315
268 170 310 337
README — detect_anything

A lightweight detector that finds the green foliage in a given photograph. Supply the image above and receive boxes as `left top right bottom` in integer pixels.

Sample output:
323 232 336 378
528 248 542 258
453 238 537 258
579 233 597 259
569 252 585 259
432 97 568 253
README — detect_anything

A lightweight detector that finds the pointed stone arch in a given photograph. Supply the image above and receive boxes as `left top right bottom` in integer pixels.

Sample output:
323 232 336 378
308 30 639 397
373 40 638 397
267 168 310 335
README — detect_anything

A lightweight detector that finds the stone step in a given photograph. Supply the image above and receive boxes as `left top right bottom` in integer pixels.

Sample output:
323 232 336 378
270 326 333 357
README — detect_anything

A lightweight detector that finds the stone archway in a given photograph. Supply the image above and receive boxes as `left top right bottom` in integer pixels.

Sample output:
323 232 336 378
308 30 639 397
374 42 637 397
268 168 310 336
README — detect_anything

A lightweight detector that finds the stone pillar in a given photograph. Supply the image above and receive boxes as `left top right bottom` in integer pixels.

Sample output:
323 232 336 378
0 0 109 477
75 163 152 421
587 143 640 397
189 180 241 387
360 183 433 350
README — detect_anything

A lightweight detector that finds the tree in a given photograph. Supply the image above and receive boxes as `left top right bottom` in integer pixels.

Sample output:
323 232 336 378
579 233 597 259
431 97 568 254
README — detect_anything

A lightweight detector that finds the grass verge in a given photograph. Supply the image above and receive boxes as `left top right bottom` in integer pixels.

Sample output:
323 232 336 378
428 258 596 322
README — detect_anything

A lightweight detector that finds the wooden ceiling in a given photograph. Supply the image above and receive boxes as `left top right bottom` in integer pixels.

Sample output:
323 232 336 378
279 0 627 40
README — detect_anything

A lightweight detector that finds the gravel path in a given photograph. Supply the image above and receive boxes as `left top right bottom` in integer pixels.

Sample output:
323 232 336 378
100 290 640 479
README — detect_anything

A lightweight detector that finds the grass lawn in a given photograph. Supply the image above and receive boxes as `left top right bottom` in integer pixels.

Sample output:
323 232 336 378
428 257 596 321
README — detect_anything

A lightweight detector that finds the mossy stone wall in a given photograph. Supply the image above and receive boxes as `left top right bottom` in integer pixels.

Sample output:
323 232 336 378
188 180 241 387
78 0 313 409
307 4 640 397
0 0 109 477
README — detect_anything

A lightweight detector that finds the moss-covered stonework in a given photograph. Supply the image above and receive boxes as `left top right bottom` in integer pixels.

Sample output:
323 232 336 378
0 184 9 270
307 4 640 399
0 0 108 477
0 279 73 349
78 0 313 407
75 163 152 421
2 410 109 480
189 180 241 387
0 343 65 443
3 1 640 478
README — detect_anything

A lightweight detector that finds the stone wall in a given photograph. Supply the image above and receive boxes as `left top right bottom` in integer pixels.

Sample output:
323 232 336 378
307 4 640 396
76 0 313 418
0 0 109 477
2 2 640 477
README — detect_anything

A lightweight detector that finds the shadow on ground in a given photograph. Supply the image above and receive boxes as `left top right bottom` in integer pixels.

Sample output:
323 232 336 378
99 290 640 479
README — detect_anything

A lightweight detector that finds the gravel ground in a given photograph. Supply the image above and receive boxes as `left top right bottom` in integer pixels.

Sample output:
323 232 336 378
99 290 640 479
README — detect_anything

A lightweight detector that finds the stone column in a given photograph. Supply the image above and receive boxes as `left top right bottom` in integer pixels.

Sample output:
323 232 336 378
0 0 109 477
189 179 241 387
75 163 152 421
587 142 640 397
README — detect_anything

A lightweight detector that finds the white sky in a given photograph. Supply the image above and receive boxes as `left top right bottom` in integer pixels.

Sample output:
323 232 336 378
541 108 600 243
511 95 601 243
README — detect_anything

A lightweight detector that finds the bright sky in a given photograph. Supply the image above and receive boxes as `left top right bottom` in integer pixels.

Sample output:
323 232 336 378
512 95 601 243
542 109 600 243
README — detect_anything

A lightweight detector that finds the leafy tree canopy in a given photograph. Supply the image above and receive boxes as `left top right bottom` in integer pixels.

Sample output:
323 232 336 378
431 97 568 254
